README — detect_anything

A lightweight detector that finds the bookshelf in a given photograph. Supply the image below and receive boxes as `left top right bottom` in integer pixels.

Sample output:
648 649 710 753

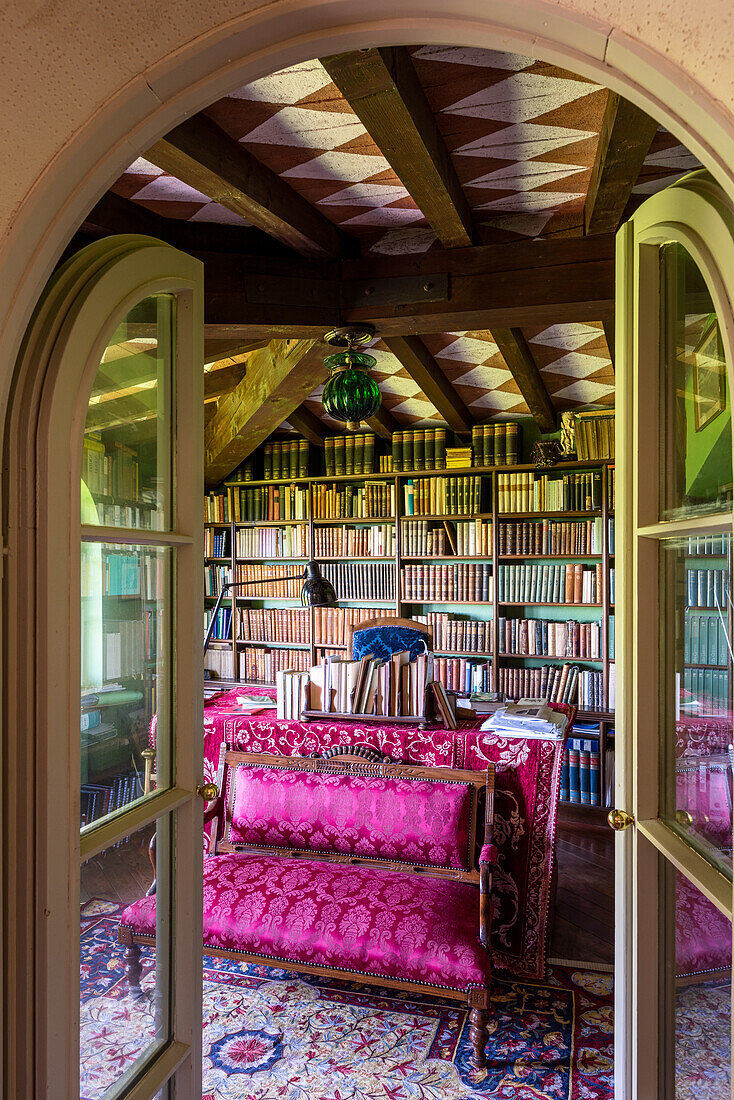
204 451 618 812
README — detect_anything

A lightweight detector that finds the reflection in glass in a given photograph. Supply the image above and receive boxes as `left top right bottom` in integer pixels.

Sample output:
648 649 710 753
662 865 732 1098
659 242 732 521
81 543 171 826
80 816 171 1098
659 534 733 876
82 294 175 531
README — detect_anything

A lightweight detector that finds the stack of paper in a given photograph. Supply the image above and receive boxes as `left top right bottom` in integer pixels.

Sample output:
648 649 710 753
480 702 569 739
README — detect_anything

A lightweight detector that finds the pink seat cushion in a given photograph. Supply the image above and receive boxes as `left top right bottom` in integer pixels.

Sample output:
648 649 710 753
225 764 474 870
121 852 490 992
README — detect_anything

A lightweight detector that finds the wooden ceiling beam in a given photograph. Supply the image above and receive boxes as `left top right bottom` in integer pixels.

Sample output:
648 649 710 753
321 48 474 249
284 404 328 447
204 361 248 400
491 328 557 433
382 335 473 436
204 339 330 488
584 92 658 236
366 404 400 440
146 114 346 259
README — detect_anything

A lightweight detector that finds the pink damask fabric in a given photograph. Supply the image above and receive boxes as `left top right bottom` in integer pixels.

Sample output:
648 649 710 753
194 689 570 979
121 852 492 992
676 870 732 977
227 765 473 869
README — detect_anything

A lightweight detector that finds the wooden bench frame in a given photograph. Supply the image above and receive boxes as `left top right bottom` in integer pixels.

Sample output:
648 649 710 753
118 745 495 1066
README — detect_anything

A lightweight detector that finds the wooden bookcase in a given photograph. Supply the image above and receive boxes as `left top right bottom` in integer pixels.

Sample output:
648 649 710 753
204 457 616 812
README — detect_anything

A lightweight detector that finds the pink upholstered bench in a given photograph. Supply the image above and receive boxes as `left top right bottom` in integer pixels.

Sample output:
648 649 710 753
118 746 496 1066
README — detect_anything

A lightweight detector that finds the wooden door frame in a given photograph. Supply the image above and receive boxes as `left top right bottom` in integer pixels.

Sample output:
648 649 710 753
617 171 734 1098
6 236 204 1099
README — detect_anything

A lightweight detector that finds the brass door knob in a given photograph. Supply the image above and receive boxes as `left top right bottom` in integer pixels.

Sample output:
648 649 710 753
196 782 219 801
675 809 693 828
608 808 635 831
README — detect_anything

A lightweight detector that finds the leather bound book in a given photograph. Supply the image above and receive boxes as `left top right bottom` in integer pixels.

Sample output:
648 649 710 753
574 563 584 603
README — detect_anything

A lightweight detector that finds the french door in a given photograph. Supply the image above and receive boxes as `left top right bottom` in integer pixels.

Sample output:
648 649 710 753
616 172 734 1097
10 236 205 1099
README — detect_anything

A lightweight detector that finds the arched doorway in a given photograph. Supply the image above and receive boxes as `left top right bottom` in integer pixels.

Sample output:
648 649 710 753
4 8 734 1100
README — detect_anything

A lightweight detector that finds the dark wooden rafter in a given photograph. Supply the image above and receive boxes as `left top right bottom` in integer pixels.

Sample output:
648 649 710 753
146 114 347 259
204 339 330 487
584 91 659 236
366 404 400 441
382 335 473 436
491 328 557 433
284 404 328 447
321 48 475 249
204 360 248 401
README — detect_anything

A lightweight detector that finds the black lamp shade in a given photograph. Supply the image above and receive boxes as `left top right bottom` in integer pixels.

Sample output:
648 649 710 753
300 562 338 607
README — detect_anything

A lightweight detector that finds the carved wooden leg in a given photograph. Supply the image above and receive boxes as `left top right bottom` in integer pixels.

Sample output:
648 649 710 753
124 943 143 999
469 1007 488 1068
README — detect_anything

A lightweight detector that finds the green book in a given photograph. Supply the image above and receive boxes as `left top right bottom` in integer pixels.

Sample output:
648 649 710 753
298 439 309 478
435 429 446 469
414 429 425 471
325 436 334 476
392 431 402 473
495 423 507 466
365 433 375 474
345 434 355 475
273 441 282 480
263 443 273 481
354 432 365 475
335 435 346 476
403 431 414 472
482 425 493 467
472 426 482 467
506 422 519 466
449 477 457 515
289 440 298 478
424 428 435 470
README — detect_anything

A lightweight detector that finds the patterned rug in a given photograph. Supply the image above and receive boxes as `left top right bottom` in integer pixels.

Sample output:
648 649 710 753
81 900 613 1100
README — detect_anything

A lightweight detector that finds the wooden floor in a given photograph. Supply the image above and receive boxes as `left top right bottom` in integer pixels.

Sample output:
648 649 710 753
82 822 616 969
551 825 615 966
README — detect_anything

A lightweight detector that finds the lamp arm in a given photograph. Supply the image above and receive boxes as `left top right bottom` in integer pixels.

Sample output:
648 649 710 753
203 573 309 654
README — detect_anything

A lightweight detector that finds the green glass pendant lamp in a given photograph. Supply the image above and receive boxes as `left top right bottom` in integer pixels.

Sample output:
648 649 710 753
322 324 381 431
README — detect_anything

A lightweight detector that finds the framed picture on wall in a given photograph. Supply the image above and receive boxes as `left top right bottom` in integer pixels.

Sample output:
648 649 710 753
693 313 727 431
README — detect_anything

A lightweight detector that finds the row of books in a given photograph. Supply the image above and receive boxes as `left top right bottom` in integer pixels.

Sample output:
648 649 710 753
275 670 310 718
238 606 310 644
686 534 731 556
81 550 161 598
313 524 394 558
433 657 493 694
301 651 433 717
205 528 230 558
685 610 731 666
103 614 161 678
204 563 231 598
91 502 158 528
497 518 604 557
83 436 141 502
204 645 234 681
312 606 384 646
574 411 614 461
80 773 142 828
204 606 232 641
497 471 603 514
320 562 396 601
682 668 730 716
323 433 376 476
455 520 492 557
204 490 229 523
404 476 482 517
402 563 493 603
402 520 449 558
609 568 615 605
498 617 602 659
686 569 728 608
312 482 395 519
498 663 582 704
497 563 602 605
391 428 448 471
607 467 616 510
262 438 309 480
233 564 302 599
413 613 491 654
231 456 255 482
241 647 310 684
470 423 521 467
234 485 309 522
235 524 308 559
560 735 602 804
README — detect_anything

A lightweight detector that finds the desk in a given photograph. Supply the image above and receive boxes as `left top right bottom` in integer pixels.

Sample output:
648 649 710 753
199 688 568 979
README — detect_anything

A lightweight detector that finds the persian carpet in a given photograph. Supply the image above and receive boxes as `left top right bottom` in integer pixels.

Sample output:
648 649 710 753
81 900 614 1100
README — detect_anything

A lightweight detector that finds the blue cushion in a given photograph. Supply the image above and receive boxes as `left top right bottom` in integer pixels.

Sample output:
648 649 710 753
352 625 429 662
